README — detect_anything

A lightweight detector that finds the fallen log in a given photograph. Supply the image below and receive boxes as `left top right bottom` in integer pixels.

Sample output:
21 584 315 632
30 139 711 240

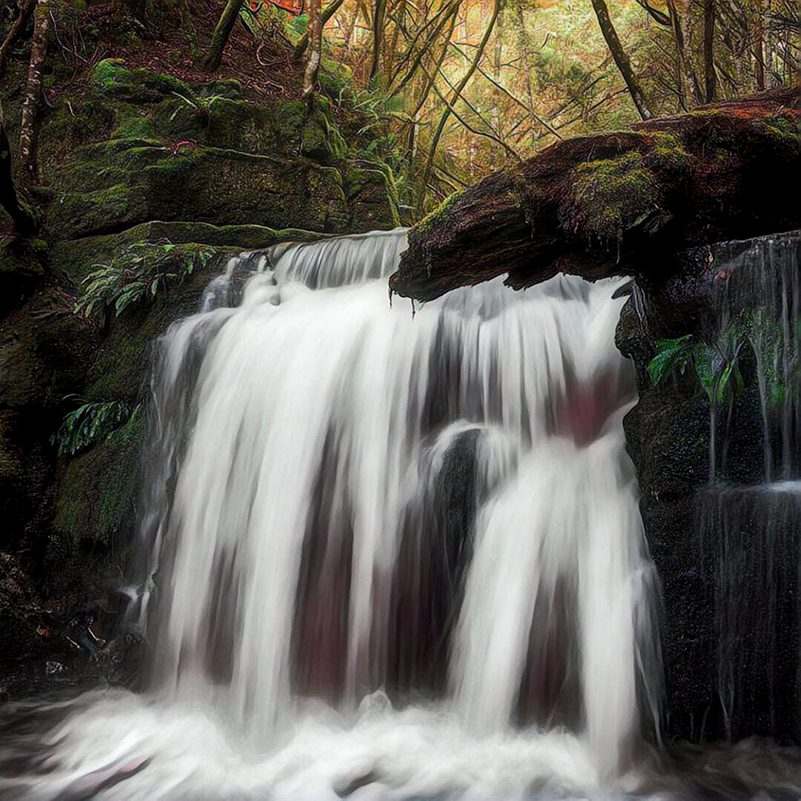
390 87 801 304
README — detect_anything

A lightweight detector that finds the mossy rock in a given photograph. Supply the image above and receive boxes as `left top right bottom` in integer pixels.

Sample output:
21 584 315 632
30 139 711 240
50 222 328 286
90 58 193 104
53 408 146 548
47 146 350 239
48 183 139 239
644 132 694 174
40 62 399 241
111 106 157 142
82 249 236 402
754 111 801 154
0 237 47 278
0 286 99 408
346 165 401 231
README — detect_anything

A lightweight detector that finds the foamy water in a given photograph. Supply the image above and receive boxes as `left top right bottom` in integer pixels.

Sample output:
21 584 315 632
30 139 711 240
5 230 792 799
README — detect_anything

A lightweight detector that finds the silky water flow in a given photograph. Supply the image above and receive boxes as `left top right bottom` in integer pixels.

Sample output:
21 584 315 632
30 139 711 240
1 229 674 799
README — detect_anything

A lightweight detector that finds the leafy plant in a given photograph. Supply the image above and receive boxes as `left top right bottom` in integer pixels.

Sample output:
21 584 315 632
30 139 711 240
75 244 215 321
647 334 694 386
53 401 141 457
648 329 746 405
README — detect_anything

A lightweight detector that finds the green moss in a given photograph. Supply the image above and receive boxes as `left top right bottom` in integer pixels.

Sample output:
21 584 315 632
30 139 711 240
273 99 307 138
319 58 354 100
197 79 244 100
90 58 192 103
53 408 146 546
0 237 46 277
757 112 801 151
83 252 234 401
90 58 130 92
417 190 466 234
568 151 660 241
346 164 401 230
48 183 137 240
110 106 157 142
645 132 693 174
51 222 329 284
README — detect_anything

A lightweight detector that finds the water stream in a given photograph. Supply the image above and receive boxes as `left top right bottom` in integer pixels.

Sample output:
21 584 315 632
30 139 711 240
2 230 799 799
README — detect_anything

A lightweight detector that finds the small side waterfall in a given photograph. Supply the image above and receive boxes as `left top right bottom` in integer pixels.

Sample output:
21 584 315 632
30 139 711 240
1 230 662 799
698 232 801 742
712 234 801 481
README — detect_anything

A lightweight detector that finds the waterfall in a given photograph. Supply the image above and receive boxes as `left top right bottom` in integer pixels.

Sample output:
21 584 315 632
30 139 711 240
698 232 801 742
710 233 801 481
0 230 662 800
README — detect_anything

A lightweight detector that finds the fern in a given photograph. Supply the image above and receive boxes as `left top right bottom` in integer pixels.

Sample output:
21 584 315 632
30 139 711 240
75 244 214 321
53 401 141 457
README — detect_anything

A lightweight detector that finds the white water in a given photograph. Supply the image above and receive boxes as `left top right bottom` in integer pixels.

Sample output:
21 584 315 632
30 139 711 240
0 230 663 800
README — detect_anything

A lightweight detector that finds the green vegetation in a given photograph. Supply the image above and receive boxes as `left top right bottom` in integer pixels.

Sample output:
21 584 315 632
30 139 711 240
570 152 659 242
74 244 216 321
649 305 801 412
648 331 745 406
53 400 141 458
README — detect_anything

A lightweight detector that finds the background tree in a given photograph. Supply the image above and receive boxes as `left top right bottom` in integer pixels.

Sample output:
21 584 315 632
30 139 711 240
591 0 653 119
303 0 323 100
204 0 245 71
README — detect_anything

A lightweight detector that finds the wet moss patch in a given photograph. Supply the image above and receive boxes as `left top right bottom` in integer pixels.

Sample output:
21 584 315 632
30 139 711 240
567 151 660 242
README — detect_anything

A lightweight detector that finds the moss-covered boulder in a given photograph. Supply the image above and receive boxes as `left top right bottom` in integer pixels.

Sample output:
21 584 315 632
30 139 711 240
0 284 98 409
38 59 398 241
53 409 146 551
346 164 401 231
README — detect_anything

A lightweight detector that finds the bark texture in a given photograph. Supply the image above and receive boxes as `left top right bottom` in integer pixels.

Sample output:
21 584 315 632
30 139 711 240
204 0 243 71
391 86 801 328
302 0 323 101
17 0 49 182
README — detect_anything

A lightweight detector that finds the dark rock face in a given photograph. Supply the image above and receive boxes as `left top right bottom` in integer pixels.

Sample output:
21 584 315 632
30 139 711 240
622 232 801 745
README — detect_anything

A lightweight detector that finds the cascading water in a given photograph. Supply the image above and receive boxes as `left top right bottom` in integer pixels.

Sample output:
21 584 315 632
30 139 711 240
697 232 801 743
0 230 665 799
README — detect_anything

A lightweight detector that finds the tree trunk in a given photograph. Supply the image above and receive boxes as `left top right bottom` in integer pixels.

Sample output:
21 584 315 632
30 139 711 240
179 0 199 53
0 103 38 235
703 0 717 102
515 0 537 116
203 0 243 71
0 0 36 78
754 0 766 90
369 0 388 84
17 0 48 183
293 0 346 60
303 0 323 102
491 3 504 161
417 0 501 213
590 0 653 120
